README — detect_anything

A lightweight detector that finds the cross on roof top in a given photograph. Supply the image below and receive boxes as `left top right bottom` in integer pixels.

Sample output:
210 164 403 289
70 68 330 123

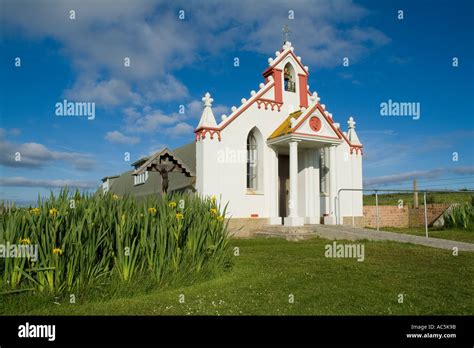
202 92 213 107
282 24 291 43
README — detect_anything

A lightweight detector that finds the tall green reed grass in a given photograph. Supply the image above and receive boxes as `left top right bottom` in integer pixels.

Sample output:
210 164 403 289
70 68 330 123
444 200 474 230
0 189 232 294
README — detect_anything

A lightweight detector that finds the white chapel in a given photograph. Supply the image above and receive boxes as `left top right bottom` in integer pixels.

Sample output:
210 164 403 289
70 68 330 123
195 40 363 226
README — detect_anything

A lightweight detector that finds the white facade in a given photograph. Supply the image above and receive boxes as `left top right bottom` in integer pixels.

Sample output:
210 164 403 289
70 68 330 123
195 42 363 226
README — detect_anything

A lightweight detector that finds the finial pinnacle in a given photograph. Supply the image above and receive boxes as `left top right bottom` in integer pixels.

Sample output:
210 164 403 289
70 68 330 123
348 117 356 129
202 92 213 107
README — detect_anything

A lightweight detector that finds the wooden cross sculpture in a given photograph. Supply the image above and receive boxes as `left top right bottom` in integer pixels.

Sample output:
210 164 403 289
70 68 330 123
155 162 177 194
133 148 194 196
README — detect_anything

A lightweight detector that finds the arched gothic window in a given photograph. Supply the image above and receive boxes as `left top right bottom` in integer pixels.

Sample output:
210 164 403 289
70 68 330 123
247 131 258 189
284 63 296 92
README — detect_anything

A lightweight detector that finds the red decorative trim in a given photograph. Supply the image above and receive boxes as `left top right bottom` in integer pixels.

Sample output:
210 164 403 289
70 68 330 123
256 98 283 111
334 122 363 156
309 95 364 154
292 132 341 140
262 66 272 78
292 103 319 130
273 69 283 103
250 213 259 218
262 49 308 77
298 74 308 108
218 82 275 131
350 146 363 155
262 66 273 78
194 128 221 141
297 89 364 156
339 130 351 144
315 104 343 140
289 50 309 74
195 82 275 139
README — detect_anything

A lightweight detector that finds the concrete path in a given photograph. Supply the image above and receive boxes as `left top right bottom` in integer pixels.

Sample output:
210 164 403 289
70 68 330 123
256 224 474 252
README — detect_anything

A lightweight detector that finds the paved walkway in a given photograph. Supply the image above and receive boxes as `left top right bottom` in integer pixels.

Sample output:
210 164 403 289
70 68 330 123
256 224 474 252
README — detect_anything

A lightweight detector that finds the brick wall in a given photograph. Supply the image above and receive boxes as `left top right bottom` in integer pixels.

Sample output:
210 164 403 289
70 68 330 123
363 206 409 228
361 204 451 228
408 203 451 227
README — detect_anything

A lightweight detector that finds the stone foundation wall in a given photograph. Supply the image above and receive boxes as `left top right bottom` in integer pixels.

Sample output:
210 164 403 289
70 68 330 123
226 203 451 236
342 216 365 228
226 218 269 238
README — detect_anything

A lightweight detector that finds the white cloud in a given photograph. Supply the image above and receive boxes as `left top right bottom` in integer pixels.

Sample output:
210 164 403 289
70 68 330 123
0 128 22 138
64 77 142 107
230 2 389 67
144 75 189 102
147 142 168 156
2 0 390 109
364 167 474 187
2 0 193 107
185 99 229 119
105 131 139 144
9 128 22 136
122 98 228 135
125 109 181 133
362 130 474 170
0 139 95 170
169 122 194 137
364 169 442 187
0 176 97 189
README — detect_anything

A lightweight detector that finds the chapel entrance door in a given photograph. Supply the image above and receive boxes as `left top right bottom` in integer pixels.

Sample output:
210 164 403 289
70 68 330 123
278 154 290 221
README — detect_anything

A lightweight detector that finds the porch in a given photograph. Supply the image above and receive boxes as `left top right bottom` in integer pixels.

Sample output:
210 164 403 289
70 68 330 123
267 133 343 226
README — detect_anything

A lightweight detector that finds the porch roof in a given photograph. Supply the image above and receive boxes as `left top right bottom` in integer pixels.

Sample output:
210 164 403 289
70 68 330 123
268 110 303 140
268 106 343 147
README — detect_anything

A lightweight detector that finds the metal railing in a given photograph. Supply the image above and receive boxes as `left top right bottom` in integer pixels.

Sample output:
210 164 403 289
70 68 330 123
335 188 474 238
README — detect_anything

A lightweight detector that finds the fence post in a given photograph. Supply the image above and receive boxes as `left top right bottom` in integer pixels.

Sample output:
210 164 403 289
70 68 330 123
413 179 419 208
375 191 379 231
423 192 428 238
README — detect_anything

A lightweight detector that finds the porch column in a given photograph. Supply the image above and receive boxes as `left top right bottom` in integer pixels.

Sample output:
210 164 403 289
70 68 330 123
305 148 320 224
284 140 304 226
268 148 281 225
289 140 298 217
326 145 337 224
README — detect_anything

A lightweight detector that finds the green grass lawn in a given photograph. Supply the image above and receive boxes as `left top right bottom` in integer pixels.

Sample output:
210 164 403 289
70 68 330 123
363 191 473 206
379 227 474 243
1 237 473 316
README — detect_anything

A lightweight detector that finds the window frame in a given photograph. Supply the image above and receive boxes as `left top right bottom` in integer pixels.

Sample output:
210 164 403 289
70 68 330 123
319 147 329 195
134 171 149 186
283 62 296 93
246 132 258 190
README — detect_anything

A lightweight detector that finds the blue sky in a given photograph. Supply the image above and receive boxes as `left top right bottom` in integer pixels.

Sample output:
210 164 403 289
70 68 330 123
1 0 473 205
